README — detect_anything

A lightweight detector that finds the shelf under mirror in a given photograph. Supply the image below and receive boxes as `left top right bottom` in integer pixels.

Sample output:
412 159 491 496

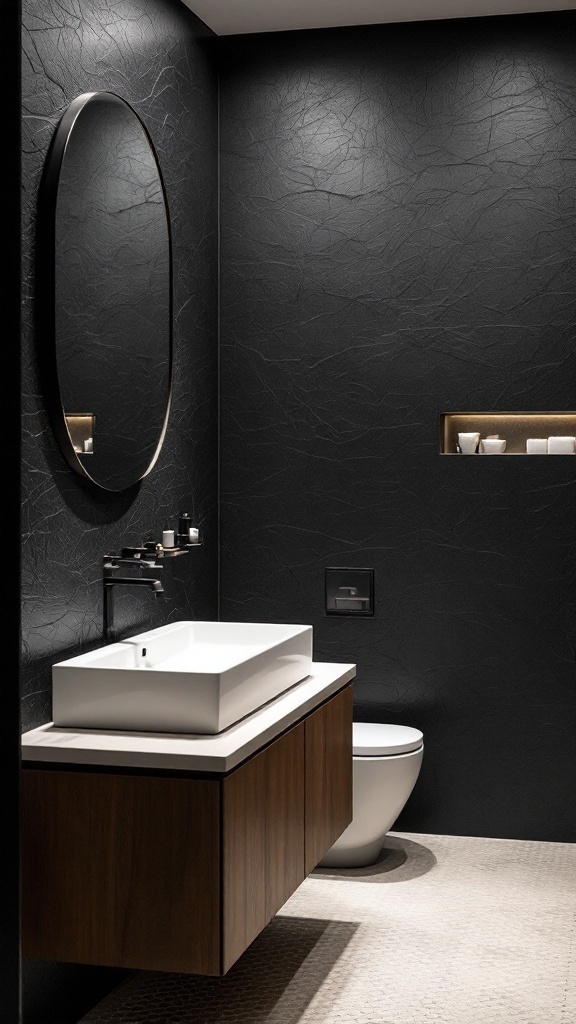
440 412 576 455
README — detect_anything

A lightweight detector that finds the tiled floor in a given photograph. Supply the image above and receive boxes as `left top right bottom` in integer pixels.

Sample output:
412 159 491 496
82 832 576 1024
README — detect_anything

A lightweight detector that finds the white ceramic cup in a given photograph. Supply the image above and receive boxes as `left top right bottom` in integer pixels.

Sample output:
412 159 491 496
458 432 480 454
480 438 506 454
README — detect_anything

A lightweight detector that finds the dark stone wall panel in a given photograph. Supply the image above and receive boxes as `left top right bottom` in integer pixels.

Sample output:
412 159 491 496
219 14 576 841
22 0 218 733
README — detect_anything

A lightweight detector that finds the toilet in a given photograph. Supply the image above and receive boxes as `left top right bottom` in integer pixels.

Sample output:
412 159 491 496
320 722 424 868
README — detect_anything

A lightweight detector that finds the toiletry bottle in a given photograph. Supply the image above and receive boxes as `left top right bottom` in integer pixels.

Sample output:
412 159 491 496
162 526 175 548
178 513 193 546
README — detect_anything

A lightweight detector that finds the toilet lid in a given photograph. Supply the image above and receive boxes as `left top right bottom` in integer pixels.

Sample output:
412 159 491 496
353 722 423 756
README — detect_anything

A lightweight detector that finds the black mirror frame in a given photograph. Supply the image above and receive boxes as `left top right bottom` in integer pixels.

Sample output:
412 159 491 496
36 90 173 492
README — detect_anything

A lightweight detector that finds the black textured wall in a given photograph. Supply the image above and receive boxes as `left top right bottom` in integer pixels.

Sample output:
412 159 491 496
219 14 576 842
21 0 218 1019
2 0 22 1017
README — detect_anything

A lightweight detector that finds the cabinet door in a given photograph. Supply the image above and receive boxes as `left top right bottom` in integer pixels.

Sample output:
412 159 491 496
304 685 353 874
222 722 305 973
22 770 221 974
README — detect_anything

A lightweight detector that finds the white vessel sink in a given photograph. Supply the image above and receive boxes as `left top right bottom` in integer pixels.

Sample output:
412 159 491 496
52 621 313 734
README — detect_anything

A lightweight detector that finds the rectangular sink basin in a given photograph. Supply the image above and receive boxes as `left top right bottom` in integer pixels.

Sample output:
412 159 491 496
52 621 313 734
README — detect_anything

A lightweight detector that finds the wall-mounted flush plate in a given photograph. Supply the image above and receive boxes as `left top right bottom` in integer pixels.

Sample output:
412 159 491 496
325 568 374 616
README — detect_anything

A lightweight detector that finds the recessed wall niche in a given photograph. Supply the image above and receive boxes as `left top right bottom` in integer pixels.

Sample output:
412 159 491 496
440 413 576 455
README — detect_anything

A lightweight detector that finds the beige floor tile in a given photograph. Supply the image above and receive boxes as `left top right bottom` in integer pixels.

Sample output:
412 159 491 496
82 832 576 1024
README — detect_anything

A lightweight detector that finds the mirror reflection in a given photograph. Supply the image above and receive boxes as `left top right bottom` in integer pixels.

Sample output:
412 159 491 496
41 91 172 491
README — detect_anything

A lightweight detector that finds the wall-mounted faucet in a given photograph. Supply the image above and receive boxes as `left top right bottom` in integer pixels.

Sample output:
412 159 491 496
102 555 164 643
101 524 202 642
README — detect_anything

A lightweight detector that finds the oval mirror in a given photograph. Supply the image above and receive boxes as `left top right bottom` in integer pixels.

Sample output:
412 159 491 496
39 91 172 491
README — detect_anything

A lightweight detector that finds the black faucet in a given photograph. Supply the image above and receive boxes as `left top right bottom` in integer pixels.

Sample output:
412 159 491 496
102 559 164 643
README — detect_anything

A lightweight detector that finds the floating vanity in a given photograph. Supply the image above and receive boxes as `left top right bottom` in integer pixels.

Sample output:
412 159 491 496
21 662 355 976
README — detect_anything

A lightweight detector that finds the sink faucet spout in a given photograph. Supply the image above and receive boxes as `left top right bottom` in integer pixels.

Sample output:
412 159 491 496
103 575 164 644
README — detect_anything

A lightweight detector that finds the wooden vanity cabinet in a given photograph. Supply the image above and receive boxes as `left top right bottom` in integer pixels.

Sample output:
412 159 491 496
22 683 352 976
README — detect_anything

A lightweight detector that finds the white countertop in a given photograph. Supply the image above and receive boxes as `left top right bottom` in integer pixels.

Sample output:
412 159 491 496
21 662 356 774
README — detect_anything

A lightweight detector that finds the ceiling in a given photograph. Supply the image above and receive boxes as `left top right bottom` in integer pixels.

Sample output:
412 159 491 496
183 0 576 36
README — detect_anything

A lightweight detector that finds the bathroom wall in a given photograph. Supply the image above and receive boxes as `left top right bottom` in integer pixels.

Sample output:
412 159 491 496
3 0 22 1017
21 0 218 1020
219 13 576 842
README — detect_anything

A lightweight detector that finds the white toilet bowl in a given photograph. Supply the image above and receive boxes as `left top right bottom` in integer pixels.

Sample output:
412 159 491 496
320 722 424 868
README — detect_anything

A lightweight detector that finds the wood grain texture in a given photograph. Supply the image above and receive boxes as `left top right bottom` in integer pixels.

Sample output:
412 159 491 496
22 770 221 974
304 686 353 874
222 724 306 973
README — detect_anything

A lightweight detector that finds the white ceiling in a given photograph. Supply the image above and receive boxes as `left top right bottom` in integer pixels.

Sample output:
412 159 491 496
183 0 576 36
